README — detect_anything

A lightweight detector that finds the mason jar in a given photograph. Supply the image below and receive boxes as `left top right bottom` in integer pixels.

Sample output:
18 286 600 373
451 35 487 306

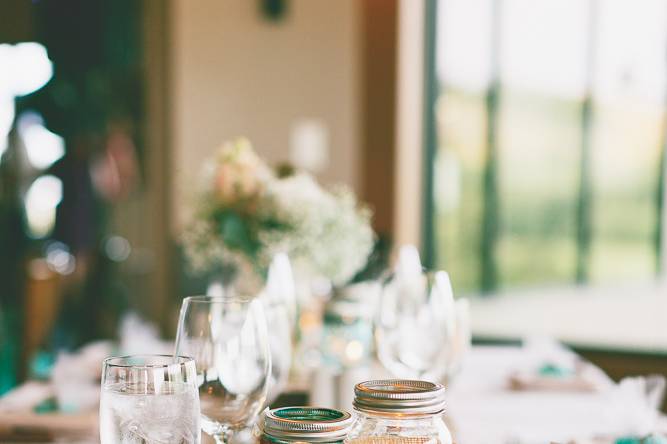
257 406 353 444
345 380 453 444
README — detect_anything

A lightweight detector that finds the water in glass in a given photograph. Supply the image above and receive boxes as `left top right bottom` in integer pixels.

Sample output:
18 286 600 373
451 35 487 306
99 355 200 444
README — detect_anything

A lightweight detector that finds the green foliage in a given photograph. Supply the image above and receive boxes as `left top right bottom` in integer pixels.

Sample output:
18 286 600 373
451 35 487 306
210 204 291 278
350 235 392 284
217 210 257 255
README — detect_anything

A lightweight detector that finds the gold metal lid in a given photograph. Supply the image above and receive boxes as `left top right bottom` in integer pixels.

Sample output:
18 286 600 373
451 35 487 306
353 380 446 416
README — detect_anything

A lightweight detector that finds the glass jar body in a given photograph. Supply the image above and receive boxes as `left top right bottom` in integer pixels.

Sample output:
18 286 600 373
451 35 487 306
345 411 452 444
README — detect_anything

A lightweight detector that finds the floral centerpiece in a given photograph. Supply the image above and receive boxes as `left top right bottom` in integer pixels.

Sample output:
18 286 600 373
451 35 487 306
181 138 375 292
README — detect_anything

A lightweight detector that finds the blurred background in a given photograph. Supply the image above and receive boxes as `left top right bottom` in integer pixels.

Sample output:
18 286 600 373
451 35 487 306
1 0 666 420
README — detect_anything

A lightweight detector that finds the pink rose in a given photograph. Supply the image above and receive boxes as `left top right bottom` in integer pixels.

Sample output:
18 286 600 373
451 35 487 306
213 138 267 203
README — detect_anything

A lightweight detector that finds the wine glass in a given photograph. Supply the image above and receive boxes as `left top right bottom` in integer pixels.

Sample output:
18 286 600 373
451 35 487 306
259 300 291 405
100 354 201 444
444 297 471 383
265 253 297 326
261 253 296 404
174 296 271 444
375 269 456 382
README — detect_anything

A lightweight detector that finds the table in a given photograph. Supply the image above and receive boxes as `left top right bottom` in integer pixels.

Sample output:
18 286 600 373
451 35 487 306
1 345 664 443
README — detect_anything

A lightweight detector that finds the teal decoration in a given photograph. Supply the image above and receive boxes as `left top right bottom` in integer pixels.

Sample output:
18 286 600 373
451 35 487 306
0 309 18 396
538 363 574 378
29 350 55 380
34 398 58 414
0 337 16 395
616 436 667 444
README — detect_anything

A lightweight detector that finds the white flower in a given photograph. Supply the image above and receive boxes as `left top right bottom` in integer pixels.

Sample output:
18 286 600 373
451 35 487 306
261 174 375 286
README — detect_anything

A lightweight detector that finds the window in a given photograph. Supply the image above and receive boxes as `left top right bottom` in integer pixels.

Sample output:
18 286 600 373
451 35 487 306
425 0 667 294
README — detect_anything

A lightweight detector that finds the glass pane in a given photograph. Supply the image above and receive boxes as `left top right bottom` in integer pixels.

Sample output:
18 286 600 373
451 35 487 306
433 0 493 292
589 0 667 283
432 0 667 293
496 0 586 289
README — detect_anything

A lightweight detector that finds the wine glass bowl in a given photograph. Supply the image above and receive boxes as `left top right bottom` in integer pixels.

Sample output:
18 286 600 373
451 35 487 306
375 270 456 382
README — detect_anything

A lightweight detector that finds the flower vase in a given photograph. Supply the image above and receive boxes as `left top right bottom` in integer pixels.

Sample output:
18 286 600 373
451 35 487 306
320 280 380 370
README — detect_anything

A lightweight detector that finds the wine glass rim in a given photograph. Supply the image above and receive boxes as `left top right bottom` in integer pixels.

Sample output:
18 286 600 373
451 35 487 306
103 354 194 368
182 295 253 304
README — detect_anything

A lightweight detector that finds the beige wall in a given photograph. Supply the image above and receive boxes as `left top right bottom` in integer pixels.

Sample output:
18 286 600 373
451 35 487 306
394 0 424 248
170 0 360 227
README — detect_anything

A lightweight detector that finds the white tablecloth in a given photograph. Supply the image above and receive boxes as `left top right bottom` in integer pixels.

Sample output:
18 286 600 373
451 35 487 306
447 345 665 444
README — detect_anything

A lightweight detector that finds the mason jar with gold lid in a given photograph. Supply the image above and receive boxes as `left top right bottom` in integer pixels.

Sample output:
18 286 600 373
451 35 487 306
257 406 353 444
344 380 452 444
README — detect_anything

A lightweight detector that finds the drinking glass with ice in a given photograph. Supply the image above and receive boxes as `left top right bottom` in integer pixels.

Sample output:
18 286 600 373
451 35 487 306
100 355 201 444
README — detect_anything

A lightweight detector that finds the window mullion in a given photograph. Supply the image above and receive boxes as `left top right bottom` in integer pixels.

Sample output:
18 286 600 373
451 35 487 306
480 0 502 293
575 0 598 284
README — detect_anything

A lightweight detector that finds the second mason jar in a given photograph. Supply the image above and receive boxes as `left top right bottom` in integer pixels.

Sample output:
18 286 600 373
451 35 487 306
345 379 453 444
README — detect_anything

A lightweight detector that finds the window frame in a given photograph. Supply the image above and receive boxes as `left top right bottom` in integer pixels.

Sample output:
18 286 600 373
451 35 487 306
395 0 667 350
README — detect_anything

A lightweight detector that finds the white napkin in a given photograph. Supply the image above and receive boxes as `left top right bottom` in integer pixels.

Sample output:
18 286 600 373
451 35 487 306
119 312 172 355
604 375 666 438
51 351 100 412
507 337 613 393
0 381 53 413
